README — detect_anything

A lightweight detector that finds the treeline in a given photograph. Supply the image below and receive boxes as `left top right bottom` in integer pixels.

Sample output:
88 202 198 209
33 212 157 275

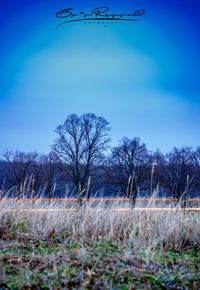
0 113 200 199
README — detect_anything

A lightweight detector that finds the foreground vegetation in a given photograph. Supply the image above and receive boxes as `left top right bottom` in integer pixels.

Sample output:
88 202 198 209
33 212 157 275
0 199 200 289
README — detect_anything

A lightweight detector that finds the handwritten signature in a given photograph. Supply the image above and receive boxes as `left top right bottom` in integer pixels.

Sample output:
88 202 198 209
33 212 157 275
56 6 145 27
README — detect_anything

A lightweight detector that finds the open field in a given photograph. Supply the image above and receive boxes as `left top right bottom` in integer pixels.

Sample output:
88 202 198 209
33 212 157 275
0 198 200 289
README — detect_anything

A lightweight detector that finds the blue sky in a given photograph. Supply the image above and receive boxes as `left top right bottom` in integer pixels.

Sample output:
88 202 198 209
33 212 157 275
0 0 200 153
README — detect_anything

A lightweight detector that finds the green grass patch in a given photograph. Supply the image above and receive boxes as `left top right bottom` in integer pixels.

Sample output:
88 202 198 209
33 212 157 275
0 237 200 289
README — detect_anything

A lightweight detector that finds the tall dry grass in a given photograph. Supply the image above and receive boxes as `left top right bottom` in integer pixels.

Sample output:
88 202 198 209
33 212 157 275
0 193 199 253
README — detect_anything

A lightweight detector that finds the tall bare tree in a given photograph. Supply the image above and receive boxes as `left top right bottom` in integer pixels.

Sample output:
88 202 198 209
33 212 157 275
109 137 149 199
52 113 111 197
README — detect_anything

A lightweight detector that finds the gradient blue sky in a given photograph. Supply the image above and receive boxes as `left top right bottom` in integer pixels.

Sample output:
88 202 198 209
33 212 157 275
0 0 200 153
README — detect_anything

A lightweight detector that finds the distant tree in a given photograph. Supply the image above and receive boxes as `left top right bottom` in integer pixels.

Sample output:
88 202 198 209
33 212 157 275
149 150 166 195
109 137 149 200
193 146 200 191
52 113 111 197
0 150 39 196
38 152 59 196
158 147 195 205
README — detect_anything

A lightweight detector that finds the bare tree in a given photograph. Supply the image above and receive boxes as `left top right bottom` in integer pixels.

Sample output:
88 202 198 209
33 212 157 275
0 150 39 196
158 147 195 205
149 150 166 196
38 152 59 197
109 137 149 200
52 113 111 197
193 146 200 192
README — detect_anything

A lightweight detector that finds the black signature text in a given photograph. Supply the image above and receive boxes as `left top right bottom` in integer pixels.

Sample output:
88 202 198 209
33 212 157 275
56 6 145 27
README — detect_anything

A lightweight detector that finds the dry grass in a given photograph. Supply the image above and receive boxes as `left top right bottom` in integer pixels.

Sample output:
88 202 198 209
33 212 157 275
0 197 200 249
0 197 200 289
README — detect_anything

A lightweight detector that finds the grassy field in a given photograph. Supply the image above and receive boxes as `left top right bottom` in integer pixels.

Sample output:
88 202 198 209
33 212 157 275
0 199 200 289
